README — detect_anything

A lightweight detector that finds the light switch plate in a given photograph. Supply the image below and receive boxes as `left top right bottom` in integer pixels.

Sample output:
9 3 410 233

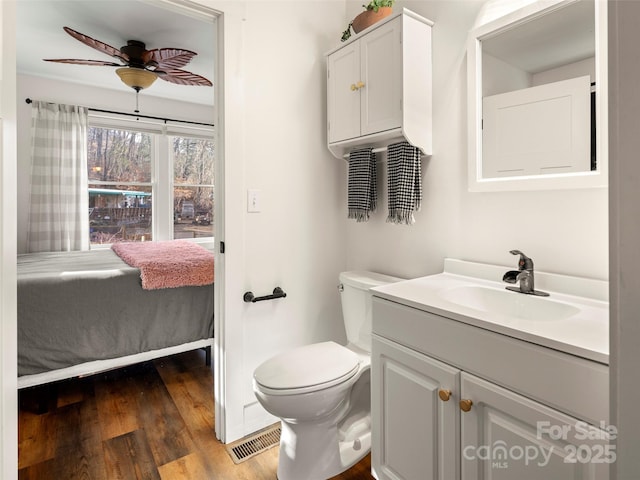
247 189 261 213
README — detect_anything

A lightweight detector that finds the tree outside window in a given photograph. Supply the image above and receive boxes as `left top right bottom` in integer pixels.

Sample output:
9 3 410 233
172 136 214 240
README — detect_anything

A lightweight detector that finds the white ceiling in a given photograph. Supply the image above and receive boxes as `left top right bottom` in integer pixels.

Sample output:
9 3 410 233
16 0 216 106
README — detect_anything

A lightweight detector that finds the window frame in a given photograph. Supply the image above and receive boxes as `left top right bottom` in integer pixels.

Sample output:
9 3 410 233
88 112 215 246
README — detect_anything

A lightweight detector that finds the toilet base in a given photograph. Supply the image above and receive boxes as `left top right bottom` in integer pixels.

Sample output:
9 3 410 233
253 344 374 480
276 416 371 480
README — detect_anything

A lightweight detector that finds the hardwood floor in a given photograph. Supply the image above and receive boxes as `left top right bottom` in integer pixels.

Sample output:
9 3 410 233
18 349 375 479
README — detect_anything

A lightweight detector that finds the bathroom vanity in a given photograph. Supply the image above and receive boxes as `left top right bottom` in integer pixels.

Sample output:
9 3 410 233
370 259 610 480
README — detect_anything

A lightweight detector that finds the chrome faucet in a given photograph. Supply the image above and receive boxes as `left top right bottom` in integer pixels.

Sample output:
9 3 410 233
503 250 549 296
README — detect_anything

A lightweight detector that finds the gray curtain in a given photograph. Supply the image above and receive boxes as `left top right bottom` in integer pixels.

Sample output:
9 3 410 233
27 101 89 252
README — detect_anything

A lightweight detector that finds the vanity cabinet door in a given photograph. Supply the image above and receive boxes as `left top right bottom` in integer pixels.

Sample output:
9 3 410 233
460 372 611 480
372 335 460 480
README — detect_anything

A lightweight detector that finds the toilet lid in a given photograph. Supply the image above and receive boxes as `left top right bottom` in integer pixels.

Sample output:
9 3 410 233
254 341 360 391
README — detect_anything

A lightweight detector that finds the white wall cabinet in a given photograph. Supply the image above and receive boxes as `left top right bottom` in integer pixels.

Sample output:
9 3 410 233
371 297 611 480
326 9 432 159
327 18 401 145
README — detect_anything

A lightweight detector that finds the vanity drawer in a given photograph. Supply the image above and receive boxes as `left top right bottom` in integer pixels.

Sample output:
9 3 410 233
372 296 609 426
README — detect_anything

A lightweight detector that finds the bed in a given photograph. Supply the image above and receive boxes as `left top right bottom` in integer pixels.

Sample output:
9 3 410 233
17 242 214 388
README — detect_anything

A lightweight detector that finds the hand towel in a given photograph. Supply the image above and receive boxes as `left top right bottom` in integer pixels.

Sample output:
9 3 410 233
386 141 422 225
347 147 377 222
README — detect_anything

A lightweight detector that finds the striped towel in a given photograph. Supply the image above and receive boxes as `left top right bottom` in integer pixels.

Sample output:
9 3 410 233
347 148 377 222
386 141 422 225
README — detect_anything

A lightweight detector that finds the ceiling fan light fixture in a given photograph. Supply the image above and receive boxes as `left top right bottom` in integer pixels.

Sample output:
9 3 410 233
116 67 157 91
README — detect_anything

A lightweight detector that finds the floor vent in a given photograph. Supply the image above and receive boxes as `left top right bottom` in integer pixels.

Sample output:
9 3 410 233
225 423 281 464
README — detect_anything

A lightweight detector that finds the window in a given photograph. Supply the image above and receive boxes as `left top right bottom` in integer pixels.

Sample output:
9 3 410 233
172 136 215 240
87 115 214 245
88 127 153 244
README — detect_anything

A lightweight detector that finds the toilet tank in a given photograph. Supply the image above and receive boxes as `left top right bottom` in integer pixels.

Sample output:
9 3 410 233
339 271 405 352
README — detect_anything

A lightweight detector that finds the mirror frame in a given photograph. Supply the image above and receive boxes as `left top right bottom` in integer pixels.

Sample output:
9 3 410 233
467 0 608 192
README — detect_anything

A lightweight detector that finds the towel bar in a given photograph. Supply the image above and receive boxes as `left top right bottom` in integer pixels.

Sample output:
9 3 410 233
342 145 426 160
243 287 287 303
342 147 387 159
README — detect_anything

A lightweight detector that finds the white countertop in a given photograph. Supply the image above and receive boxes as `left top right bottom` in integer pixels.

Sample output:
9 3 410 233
371 259 609 365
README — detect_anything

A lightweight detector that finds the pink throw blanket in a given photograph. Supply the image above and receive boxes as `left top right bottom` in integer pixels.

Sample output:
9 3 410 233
111 240 214 290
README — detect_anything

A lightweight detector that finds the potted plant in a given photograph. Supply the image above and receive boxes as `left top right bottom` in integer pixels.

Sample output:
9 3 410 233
341 0 395 42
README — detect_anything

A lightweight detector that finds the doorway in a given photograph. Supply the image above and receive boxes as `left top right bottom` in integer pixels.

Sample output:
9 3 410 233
9 0 227 471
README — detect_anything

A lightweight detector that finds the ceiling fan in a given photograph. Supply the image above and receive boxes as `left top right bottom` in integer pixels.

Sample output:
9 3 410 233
44 26 212 110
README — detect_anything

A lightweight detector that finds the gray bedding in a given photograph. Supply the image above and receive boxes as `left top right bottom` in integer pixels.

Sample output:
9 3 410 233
17 247 214 376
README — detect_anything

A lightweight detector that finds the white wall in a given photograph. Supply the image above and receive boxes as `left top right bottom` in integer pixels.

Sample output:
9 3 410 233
234 1 350 433
190 0 349 440
344 0 608 282
532 56 596 86
483 55 595 96
15 74 215 253
483 52 531 96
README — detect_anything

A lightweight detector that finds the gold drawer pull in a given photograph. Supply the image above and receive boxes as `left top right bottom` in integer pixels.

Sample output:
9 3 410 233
460 399 473 412
438 389 451 402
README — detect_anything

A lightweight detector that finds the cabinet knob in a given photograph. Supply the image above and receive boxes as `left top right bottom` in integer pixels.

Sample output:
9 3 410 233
350 84 357 91
356 81 365 89
459 399 473 412
438 389 451 402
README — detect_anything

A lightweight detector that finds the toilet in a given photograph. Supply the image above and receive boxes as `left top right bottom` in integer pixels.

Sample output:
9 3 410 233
252 271 404 480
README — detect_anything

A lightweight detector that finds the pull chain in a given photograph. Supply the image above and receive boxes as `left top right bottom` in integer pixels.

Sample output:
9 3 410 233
134 88 140 114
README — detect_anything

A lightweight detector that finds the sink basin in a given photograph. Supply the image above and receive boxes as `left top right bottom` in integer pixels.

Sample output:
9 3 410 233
438 285 581 321
370 259 609 363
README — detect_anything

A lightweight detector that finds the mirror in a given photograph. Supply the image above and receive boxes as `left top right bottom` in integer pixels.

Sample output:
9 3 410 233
467 0 607 191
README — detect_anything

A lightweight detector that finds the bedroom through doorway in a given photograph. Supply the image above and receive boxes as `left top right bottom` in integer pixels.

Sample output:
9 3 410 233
14 0 225 469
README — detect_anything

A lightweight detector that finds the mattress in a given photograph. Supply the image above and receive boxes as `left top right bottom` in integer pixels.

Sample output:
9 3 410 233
17 247 214 377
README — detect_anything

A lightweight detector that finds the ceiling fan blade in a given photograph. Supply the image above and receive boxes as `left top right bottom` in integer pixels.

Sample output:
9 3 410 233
157 69 212 86
144 48 197 70
44 59 122 66
63 26 129 63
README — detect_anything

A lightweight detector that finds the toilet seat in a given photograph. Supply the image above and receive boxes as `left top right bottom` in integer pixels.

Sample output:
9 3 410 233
254 341 361 395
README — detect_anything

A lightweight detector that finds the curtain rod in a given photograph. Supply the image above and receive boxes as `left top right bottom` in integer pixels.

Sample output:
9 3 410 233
25 98 215 128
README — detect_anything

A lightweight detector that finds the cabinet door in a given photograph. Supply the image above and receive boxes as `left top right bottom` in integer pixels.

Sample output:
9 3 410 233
327 41 361 144
461 373 611 480
359 17 402 137
482 75 591 177
372 335 460 480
